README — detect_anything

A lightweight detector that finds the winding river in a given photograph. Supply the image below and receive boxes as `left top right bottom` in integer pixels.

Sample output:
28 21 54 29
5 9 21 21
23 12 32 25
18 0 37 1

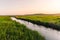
11 17 60 40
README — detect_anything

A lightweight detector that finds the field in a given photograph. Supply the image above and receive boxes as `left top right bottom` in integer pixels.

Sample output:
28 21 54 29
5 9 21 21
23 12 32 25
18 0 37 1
0 16 45 40
15 14 60 30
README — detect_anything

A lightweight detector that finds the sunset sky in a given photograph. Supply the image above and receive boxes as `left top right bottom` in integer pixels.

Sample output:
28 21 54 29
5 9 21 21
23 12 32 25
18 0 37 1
0 0 60 15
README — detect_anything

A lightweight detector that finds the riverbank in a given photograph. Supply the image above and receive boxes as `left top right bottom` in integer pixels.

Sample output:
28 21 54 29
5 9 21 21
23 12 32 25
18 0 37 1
12 17 60 40
15 15 60 31
11 17 45 40
0 16 45 40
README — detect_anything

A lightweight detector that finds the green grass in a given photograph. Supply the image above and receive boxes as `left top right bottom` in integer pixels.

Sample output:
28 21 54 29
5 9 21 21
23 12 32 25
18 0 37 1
15 15 60 30
16 15 60 23
0 16 45 40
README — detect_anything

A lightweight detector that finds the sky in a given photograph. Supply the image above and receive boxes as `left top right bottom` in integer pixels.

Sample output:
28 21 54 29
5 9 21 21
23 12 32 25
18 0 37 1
0 0 60 15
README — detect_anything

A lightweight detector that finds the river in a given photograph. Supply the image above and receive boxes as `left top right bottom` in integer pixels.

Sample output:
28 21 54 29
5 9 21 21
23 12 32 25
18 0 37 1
11 17 60 40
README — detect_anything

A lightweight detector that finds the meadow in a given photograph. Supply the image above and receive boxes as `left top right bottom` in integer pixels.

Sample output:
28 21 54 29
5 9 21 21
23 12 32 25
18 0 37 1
15 14 60 30
0 16 45 40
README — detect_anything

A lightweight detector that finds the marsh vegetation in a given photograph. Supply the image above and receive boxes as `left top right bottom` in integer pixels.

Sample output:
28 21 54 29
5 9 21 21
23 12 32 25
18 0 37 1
15 14 60 30
0 16 45 40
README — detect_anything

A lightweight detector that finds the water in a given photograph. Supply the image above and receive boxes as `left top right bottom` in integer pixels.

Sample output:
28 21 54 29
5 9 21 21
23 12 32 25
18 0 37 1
11 17 60 40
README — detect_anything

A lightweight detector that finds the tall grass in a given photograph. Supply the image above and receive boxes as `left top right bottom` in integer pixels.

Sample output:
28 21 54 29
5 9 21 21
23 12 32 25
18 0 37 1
0 16 45 40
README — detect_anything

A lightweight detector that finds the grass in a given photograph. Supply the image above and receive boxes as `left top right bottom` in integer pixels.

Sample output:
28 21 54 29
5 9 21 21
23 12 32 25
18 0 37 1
0 16 45 40
15 14 60 30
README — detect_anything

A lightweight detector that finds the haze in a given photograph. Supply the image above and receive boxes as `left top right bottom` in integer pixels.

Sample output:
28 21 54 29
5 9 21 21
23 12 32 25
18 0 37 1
0 0 60 15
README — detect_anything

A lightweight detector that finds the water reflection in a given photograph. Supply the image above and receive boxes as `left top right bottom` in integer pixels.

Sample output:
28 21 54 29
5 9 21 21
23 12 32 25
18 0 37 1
11 17 60 40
